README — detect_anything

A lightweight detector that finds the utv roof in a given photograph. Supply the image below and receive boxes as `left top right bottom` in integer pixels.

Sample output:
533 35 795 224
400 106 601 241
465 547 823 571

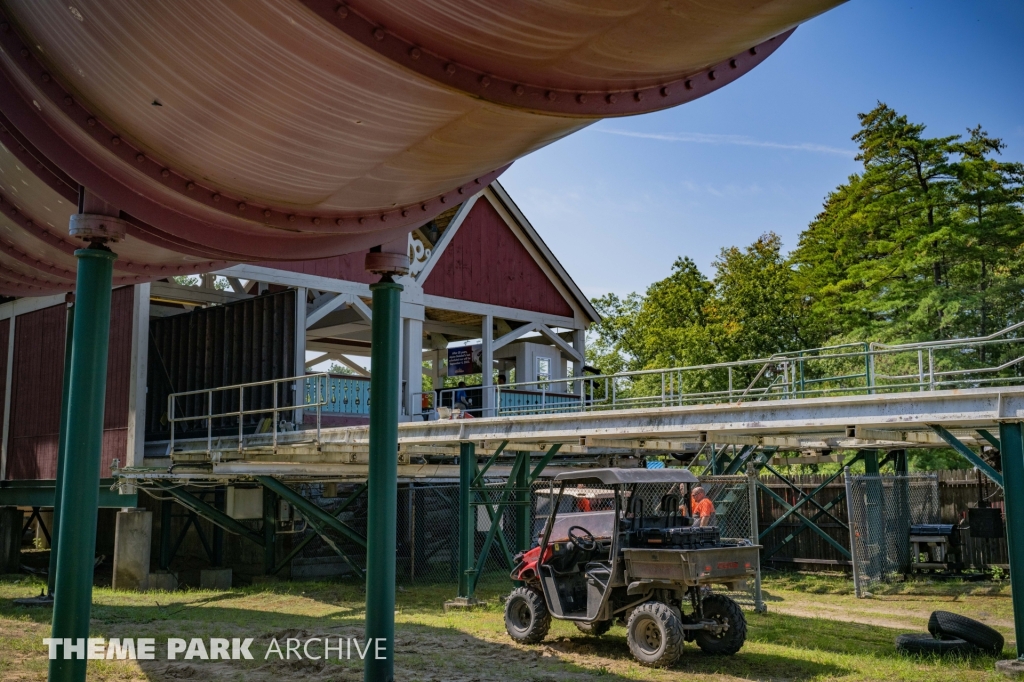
553 468 700 484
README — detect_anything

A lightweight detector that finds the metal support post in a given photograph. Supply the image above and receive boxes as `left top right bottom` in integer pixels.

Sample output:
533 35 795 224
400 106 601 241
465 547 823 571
364 277 402 682
46 300 74 598
998 422 1024 659
159 500 172 571
844 467 862 597
458 440 476 599
263 486 278 575
212 487 225 567
862 450 883 580
516 449 531 554
49 245 117 682
746 462 765 613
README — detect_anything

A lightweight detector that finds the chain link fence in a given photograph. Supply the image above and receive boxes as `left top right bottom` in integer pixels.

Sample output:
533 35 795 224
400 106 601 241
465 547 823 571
846 473 940 596
286 471 763 610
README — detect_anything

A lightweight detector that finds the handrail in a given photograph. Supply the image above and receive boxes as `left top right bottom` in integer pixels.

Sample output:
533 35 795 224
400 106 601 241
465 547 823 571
486 320 1024 418
168 373 329 455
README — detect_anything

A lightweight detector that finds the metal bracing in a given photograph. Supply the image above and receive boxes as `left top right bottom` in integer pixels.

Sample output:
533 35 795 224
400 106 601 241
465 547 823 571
930 425 1003 487
269 483 368 576
151 481 264 547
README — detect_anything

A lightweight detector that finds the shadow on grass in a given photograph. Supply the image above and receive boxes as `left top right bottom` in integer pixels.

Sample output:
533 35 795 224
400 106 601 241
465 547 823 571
2 575 1002 680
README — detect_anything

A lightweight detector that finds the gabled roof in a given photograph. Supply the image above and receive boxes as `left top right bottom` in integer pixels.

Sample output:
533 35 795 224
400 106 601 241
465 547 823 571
417 182 600 325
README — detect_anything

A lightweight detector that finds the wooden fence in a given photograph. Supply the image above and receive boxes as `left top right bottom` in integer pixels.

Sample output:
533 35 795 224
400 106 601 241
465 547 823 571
755 469 1007 570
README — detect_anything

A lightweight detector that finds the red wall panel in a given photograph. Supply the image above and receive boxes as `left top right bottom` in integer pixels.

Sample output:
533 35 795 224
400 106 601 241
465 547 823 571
0 319 8 440
5 287 134 480
265 251 376 285
423 199 573 317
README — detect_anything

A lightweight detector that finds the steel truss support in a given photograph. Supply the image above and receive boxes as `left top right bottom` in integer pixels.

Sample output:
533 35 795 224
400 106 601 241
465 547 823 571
269 483 367 576
151 481 264 546
998 422 1024 658
459 443 561 600
49 245 116 682
931 425 1003 487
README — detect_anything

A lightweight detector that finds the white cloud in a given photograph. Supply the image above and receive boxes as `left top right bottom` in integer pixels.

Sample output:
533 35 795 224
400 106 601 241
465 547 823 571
596 128 856 157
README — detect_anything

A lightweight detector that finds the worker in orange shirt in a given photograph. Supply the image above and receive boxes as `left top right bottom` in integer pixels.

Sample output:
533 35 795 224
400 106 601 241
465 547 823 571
680 486 716 527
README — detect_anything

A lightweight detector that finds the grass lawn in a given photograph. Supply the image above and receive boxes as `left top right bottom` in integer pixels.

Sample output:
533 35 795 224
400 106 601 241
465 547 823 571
0 571 1016 681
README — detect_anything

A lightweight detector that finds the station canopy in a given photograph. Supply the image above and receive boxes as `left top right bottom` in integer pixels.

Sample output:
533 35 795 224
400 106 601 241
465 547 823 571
0 0 843 296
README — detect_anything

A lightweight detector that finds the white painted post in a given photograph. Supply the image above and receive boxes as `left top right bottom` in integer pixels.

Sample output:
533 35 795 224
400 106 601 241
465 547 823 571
481 314 493 416
294 286 307 424
125 283 150 468
401 317 423 420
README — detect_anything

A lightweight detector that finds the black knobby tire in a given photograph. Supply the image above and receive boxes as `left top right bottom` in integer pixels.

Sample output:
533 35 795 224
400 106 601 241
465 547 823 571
694 594 747 656
927 611 1004 655
575 620 613 636
895 633 975 656
504 586 551 644
626 601 684 667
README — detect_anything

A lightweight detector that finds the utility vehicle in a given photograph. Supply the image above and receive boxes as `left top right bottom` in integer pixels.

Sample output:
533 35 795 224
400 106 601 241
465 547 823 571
504 469 758 667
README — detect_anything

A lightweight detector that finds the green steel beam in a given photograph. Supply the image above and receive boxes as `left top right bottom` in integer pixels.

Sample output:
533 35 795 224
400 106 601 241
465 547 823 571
256 477 366 548
0 479 135 508
722 445 757 475
515 450 531 554
977 429 1001 451
364 277 402 682
931 425 1003 487
270 483 367 576
757 452 862 542
761 461 849 529
530 443 562 482
458 441 476 599
763 489 847 560
998 422 1024 658
472 440 508 486
262 487 277 575
756 480 851 558
49 245 116 682
470 454 527 594
282 491 364 580
153 481 263 547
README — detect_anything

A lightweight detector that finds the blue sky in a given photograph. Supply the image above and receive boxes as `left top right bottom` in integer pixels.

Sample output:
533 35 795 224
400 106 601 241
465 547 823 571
500 0 1024 300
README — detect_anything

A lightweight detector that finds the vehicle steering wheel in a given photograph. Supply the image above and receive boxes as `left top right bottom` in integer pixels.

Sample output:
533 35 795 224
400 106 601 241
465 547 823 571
568 526 597 551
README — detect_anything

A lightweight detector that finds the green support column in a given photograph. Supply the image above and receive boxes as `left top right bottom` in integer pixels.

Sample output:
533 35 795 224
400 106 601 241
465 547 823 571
862 450 883 579
458 441 476 598
515 450 531 554
999 423 1024 659
263 486 278 575
49 245 116 682
46 301 74 598
364 278 402 682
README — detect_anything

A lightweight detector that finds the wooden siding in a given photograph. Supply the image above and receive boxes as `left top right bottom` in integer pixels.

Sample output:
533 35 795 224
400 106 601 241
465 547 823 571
5 287 133 480
423 199 574 317
146 290 296 440
0 319 8 443
265 251 376 285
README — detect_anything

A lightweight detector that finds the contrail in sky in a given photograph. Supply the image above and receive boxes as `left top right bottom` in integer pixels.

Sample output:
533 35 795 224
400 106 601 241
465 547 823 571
596 128 856 157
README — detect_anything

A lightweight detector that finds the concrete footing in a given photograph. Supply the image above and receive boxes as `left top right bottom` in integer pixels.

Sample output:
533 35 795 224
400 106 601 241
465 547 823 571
0 506 23 573
112 509 152 591
997 660 1024 678
200 568 232 590
443 597 487 612
148 571 178 592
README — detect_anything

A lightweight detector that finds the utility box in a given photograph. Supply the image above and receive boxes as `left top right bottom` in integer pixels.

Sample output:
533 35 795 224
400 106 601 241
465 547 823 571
969 506 1005 539
226 487 263 520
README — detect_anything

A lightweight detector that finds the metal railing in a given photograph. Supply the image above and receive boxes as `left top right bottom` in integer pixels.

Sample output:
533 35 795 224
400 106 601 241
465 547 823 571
168 373 329 455
486 321 1024 417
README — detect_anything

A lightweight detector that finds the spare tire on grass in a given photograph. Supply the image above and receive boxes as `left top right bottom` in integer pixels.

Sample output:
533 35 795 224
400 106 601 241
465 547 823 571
927 611 1004 655
895 633 975 657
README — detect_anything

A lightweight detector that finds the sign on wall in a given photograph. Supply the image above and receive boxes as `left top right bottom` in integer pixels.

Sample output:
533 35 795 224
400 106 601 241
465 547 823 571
447 344 482 377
